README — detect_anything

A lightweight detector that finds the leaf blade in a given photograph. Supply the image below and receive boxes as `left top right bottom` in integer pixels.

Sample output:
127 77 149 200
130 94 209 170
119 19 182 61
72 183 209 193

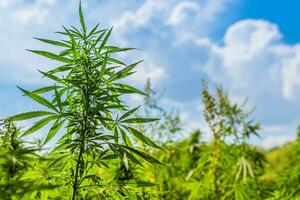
7 111 55 121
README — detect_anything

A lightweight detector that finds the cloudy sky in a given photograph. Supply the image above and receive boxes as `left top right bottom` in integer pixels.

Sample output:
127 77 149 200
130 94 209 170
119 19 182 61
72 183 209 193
1 0 300 148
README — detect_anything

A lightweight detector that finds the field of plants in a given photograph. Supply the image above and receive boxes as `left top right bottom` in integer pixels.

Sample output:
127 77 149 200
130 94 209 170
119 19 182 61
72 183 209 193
0 2 299 200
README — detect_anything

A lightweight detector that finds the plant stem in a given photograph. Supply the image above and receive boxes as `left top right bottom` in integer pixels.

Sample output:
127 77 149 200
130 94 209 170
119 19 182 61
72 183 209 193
72 146 84 200
72 44 91 199
212 125 221 198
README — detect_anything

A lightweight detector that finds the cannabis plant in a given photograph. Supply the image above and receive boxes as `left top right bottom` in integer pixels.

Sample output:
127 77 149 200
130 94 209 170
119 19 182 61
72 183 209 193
0 121 51 199
269 126 300 200
140 79 181 145
186 83 265 199
127 79 182 199
7 2 161 199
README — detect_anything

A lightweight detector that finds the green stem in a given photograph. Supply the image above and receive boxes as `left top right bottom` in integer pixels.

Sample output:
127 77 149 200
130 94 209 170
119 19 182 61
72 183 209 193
72 146 84 200
212 125 221 198
72 44 91 200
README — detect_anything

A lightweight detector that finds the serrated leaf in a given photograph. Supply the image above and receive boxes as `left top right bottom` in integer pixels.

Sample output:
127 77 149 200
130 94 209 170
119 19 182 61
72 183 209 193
43 119 65 145
125 152 143 166
79 1 86 34
107 57 126 66
39 70 65 84
22 115 58 137
120 127 132 147
18 87 58 112
29 86 62 95
124 181 156 188
114 126 119 144
8 111 54 121
54 87 63 112
47 65 72 74
111 83 146 95
28 50 72 63
34 37 70 48
123 126 161 149
99 52 108 79
87 23 100 38
110 61 142 81
115 144 162 166
91 30 106 50
104 46 136 54
63 26 78 59
70 26 84 39
120 117 159 124
99 27 112 51
118 106 140 122
47 154 69 169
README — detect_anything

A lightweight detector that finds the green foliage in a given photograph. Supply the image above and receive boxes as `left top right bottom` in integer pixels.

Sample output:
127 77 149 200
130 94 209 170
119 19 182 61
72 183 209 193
0 121 56 199
7 2 161 199
199 83 264 199
140 79 181 145
268 126 300 199
0 2 299 200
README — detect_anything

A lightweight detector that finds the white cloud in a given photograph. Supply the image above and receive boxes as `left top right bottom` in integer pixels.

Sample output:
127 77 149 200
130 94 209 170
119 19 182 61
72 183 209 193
0 0 56 8
129 63 167 86
117 51 168 87
263 123 294 134
0 0 73 84
114 0 168 29
0 0 13 7
221 19 281 65
11 4 49 24
112 0 234 88
261 135 293 149
127 94 144 105
180 111 199 133
202 19 300 101
167 1 199 26
114 0 233 31
281 46 300 99
44 0 56 6
168 0 232 28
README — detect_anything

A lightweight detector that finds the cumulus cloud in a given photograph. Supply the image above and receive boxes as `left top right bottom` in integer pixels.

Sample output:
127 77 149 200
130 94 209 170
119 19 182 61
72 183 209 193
127 53 168 87
114 0 234 44
261 135 293 149
221 20 281 64
44 0 56 6
130 64 167 86
259 122 298 149
202 19 300 101
0 0 74 84
281 46 300 100
114 0 167 29
111 0 235 89
168 0 231 27
11 5 49 25
167 1 199 26
0 0 13 7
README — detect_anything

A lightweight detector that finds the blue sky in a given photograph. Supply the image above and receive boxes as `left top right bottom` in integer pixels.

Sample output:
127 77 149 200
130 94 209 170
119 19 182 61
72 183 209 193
0 0 300 148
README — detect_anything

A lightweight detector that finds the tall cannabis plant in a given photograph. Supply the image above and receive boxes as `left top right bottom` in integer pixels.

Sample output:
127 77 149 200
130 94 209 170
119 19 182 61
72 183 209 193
7 2 161 199
141 79 181 145
191 83 265 199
